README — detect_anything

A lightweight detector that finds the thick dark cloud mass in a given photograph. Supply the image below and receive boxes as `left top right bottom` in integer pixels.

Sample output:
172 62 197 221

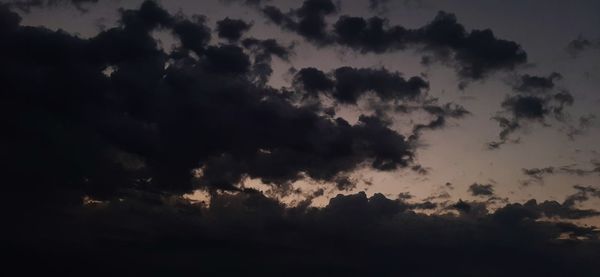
0 1 416 205
293 67 335 94
5 190 600 276
216 17 252 42
262 1 527 81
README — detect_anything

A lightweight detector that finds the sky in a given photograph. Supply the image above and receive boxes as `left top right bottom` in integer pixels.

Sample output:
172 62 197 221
2 0 600 275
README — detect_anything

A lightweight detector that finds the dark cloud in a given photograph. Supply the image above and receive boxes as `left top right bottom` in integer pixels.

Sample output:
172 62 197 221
293 66 429 104
242 37 295 84
412 12 527 81
513 72 562 93
0 1 417 206
295 0 337 43
522 166 555 181
411 164 429 175
216 17 252 42
202 45 252 74
493 198 600 221
263 2 527 81
333 67 428 103
468 183 495 197
333 176 356 191
564 185 600 208
411 115 445 134
410 102 470 137
6 190 599 276
261 5 295 28
488 96 545 148
560 163 600 177
397 191 413 200
566 35 600 58
490 75 575 148
262 0 337 44
242 38 293 60
333 15 406 53
501 95 548 119
521 163 600 185
292 67 335 95
422 102 470 118
171 17 212 55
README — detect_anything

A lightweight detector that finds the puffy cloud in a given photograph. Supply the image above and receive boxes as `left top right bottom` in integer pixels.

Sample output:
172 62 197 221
263 1 527 81
293 67 335 95
333 67 428 103
501 95 548 119
216 17 252 42
468 183 495 197
292 66 429 103
290 65 467 139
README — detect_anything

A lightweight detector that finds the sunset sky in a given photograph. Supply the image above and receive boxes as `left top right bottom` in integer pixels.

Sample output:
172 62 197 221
3 0 600 275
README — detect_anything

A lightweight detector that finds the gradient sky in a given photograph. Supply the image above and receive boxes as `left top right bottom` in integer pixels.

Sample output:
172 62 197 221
3 0 600 275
